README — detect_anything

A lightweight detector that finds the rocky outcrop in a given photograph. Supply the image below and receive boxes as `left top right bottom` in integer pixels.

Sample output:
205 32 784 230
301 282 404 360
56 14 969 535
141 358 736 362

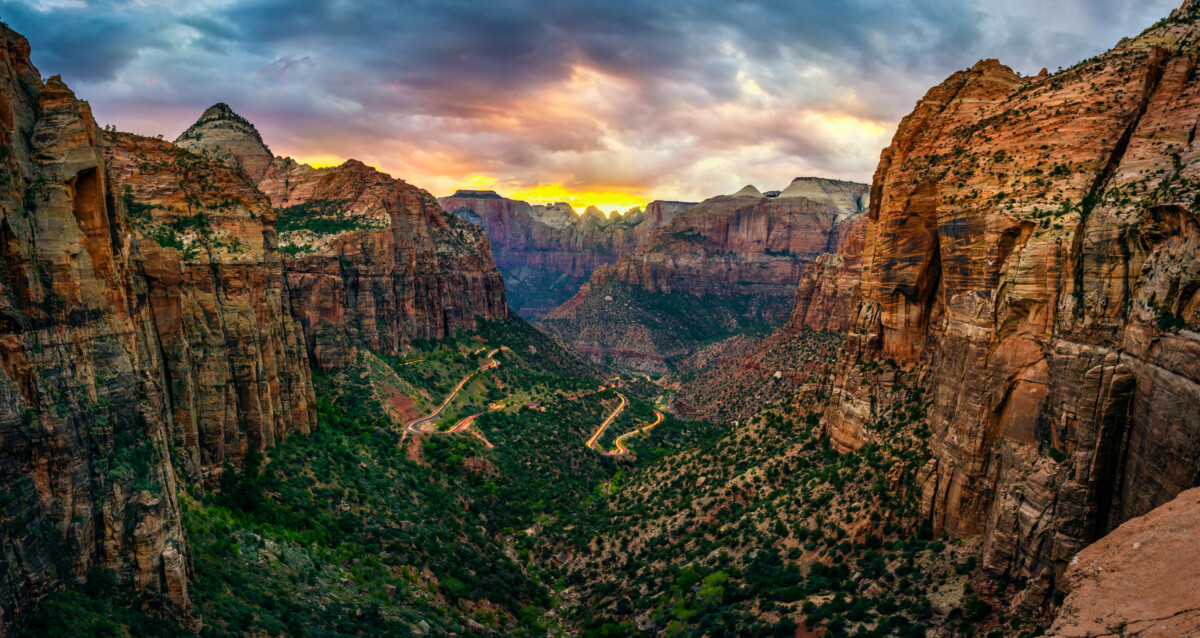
786 214 867 333
105 132 316 484
175 103 274 182
438 190 693 317
538 181 867 370
177 108 508 371
777 176 870 219
797 2 1200 604
1048 488 1200 637
0 27 194 633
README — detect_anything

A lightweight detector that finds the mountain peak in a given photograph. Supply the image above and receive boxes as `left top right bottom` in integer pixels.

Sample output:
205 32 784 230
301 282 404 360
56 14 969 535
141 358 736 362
778 177 870 217
175 102 274 181
200 102 236 118
731 184 763 198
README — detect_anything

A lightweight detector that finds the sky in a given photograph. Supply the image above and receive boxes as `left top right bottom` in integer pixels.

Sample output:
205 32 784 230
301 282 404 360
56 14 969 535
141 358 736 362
0 0 1181 211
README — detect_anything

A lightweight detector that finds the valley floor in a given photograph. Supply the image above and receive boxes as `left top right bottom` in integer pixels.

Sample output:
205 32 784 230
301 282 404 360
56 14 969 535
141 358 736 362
19 318 1037 638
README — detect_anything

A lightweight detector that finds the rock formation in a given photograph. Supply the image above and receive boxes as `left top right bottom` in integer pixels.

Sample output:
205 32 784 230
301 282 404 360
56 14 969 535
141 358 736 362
174 103 274 182
105 131 316 483
1048 488 1200 637
789 4 1200 605
538 180 868 370
0 26 195 632
438 190 693 317
178 110 508 371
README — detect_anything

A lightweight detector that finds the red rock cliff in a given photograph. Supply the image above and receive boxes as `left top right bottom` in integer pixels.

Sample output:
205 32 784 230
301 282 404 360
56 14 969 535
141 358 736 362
437 190 693 317
800 5 1200 601
538 181 867 370
177 109 508 371
0 28 195 632
105 132 317 484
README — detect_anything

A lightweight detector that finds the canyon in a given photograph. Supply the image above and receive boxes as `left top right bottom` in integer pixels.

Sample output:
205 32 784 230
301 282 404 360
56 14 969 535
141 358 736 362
438 190 694 317
774 0 1200 619
177 105 508 371
538 178 868 371
0 26 507 633
3 1 1200 635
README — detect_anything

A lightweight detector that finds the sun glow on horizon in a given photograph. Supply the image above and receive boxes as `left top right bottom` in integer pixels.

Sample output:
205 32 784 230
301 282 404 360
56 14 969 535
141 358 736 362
448 178 649 216
292 154 347 169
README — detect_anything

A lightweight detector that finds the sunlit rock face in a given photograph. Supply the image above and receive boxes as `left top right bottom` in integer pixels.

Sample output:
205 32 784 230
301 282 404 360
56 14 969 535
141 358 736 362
538 180 868 370
438 190 694 318
175 103 274 182
795 3 1200 601
177 107 508 371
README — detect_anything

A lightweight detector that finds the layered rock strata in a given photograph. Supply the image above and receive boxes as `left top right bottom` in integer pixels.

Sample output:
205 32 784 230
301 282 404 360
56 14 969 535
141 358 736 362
539 181 867 369
177 110 508 371
795 3 1200 604
0 27 195 632
105 132 316 483
438 190 694 317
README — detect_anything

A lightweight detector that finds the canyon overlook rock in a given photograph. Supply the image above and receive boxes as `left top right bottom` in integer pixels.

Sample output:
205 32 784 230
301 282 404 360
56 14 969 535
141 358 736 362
438 190 694 317
788 5 1200 605
538 179 868 371
177 106 507 370
1048 488 1200 637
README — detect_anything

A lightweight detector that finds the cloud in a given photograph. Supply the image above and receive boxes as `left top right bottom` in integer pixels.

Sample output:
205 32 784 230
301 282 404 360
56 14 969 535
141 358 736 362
0 0 1182 203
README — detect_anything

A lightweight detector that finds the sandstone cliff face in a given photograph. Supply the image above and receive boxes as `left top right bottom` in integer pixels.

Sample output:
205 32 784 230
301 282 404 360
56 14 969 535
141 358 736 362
798 4 1200 604
178 108 508 371
105 132 316 484
0 28 193 632
568 182 867 300
1048 487 1200 637
538 182 866 370
437 190 693 317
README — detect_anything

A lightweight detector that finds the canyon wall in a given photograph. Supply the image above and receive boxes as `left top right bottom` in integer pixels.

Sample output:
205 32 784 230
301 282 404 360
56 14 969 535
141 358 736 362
106 132 316 484
177 106 508 371
438 190 693 317
796 3 1200 605
538 180 867 370
0 28 195 633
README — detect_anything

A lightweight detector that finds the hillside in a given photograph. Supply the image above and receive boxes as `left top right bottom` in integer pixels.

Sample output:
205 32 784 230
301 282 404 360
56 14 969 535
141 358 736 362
668 1 1200 629
6 2 1200 637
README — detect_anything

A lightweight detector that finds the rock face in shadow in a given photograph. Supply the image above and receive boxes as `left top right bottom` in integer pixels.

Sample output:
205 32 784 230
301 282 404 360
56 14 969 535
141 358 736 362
437 190 694 318
1048 488 1200 637
792 5 1200 603
538 181 867 371
0 27 196 632
106 132 316 485
177 109 508 371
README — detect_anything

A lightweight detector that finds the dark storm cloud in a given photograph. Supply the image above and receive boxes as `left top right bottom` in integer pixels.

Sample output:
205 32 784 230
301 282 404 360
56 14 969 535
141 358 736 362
0 0 1182 201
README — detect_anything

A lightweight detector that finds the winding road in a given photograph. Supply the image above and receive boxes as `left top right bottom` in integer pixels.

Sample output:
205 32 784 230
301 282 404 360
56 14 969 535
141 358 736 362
405 352 664 456
608 409 664 455
586 391 627 451
585 386 665 456
405 348 502 435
